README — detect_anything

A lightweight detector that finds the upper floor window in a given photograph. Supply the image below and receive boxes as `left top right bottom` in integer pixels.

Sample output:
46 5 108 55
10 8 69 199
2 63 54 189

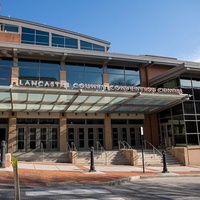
0 57 12 86
107 65 140 86
80 41 105 52
21 27 49 46
52 33 78 49
0 23 19 33
18 59 59 82
65 62 103 87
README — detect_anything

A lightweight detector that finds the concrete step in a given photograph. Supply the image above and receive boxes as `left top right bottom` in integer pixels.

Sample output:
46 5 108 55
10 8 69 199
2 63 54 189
137 149 182 166
77 150 129 165
13 152 70 163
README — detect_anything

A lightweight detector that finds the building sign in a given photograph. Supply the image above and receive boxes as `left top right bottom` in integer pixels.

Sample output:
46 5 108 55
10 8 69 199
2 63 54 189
18 79 183 94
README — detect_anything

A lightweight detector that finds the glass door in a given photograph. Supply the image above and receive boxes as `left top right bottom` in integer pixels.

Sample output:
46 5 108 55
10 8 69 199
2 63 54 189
78 128 85 148
112 127 119 148
27 128 37 151
68 127 75 149
17 127 25 151
97 128 104 147
40 127 48 150
88 128 94 148
112 127 128 149
50 128 58 150
160 124 173 147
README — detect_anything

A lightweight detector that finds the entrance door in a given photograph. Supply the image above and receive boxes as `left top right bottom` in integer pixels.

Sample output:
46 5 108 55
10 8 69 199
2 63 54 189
112 127 128 149
112 126 141 149
67 126 104 150
160 124 173 147
129 127 141 148
0 128 6 143
17 126 59 152
40 127 59 151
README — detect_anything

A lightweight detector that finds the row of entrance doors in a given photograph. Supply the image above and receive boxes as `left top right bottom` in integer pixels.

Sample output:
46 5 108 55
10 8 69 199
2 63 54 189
2 124 175 152
16 125 143 152
17 126 59 152
68 125 142 150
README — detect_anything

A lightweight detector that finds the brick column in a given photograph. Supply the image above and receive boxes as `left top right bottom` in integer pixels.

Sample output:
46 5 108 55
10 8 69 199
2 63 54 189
8 112 17 153
104 114 112 150
59 113 67 152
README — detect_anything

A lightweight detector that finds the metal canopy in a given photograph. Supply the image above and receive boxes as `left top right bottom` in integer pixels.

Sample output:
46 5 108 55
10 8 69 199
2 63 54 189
0 86 189 114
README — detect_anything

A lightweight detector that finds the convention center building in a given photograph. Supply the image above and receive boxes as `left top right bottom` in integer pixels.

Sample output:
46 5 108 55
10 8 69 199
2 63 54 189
0 16 200 155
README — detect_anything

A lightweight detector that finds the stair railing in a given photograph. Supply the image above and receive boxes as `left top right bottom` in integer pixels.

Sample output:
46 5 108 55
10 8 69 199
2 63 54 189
123 140 132 149
118 141 126 149
66 142 71 153
40 142 44 163
96 141 107 165
143 140 162 158
71 142 78 155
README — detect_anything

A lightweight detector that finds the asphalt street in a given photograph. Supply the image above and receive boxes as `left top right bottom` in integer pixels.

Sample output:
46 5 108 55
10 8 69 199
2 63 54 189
0 176 200 200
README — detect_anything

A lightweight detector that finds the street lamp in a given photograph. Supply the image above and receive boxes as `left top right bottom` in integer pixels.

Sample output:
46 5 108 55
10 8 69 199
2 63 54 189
140 127 145 173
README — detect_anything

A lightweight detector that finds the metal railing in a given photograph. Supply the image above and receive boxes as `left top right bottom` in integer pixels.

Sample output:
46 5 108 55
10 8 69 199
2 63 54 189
118 141 126 149
66 142 71 153
123 140 132 149
96 141 107 165
71 142 78 155
144 140 162 157
40 142 44 163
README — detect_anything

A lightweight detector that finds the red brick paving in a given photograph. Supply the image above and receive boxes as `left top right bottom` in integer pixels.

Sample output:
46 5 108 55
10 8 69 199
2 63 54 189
0 168 156 186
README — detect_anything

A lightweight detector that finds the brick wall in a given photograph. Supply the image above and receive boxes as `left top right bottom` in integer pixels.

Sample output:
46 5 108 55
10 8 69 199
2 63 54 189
0 32 20 43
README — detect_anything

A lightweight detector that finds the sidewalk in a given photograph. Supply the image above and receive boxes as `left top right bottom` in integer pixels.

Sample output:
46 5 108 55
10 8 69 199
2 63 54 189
1 162 200 187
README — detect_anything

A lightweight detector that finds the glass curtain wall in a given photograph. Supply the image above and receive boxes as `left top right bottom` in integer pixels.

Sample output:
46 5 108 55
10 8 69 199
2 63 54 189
65 62 103 88
18 59 60 82
158 76 200 146
0 57 12 86
107 65 140 86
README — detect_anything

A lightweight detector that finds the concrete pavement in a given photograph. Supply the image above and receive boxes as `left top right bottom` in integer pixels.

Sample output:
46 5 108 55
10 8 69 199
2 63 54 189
1 162 200 187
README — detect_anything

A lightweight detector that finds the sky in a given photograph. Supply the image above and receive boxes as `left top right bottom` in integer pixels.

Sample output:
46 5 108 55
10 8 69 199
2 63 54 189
1 0 200 62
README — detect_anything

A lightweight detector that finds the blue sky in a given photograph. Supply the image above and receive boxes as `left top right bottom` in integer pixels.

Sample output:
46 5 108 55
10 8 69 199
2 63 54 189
1 0 200 62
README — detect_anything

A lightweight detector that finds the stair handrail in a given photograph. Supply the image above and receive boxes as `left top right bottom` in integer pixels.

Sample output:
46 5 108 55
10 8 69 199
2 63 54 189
123 140 132 149
118 140 126 149
66 142 71 152
71 142 78 155
40 142 44 163
143 140 162 157
96 141 107 165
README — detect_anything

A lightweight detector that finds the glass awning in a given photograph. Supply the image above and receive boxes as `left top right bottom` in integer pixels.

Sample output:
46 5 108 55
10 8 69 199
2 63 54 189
0 86 190 114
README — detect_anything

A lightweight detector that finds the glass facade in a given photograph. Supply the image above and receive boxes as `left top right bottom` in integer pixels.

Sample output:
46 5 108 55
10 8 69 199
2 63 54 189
80 41 105 51
20 27 106 52
66 62 103 87
0 23 19 32
52 33 78 49
107 65 140 86
158 76 200 146
21 27 49 46
18 59 60 82
0 57 12 85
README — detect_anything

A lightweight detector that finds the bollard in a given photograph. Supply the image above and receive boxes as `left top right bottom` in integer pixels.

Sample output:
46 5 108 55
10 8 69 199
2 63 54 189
162 150 169 173
0 140 6 168
89 146 96 172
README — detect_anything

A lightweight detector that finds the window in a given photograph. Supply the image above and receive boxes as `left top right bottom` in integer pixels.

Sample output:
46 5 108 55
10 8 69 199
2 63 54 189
80 40 105 51
66 62 103 88
107 65 140 86
18 59 59 82
21 27 49 46
0 58 12 86
0 23 19 33
52 33 78 49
